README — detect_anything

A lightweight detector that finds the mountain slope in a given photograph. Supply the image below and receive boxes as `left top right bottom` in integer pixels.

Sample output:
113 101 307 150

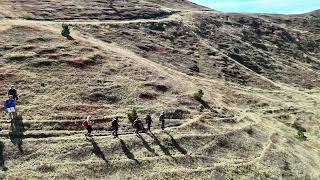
0 1 319 179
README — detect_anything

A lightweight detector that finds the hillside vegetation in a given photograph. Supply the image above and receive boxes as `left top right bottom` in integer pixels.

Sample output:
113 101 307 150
0 0 319 179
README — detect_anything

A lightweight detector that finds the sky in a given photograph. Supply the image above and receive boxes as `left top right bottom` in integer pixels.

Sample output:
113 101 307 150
190 0 320 14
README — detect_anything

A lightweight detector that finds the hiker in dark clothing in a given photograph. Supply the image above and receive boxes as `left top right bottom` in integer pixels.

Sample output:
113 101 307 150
8 86 18 101
159 111 165 130
4 95 17 119
133 118 142 134
145 113 152 132
112 117 119 138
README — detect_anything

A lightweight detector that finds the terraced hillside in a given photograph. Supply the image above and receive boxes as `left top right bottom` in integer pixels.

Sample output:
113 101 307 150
0 0 320 179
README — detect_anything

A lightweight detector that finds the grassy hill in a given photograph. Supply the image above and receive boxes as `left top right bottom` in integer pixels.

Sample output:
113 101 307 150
0 0 319 179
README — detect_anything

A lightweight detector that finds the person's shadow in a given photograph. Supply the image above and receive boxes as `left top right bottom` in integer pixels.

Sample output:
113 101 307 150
0 141 8 171
164 132 188 155
198 99 214 112
9 115 25 154
147 132 174 159
86 137 108 163
137 134 158 156
119 139 139 164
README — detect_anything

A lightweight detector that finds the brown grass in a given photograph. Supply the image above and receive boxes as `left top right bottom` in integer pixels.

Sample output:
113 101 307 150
0 1 320 179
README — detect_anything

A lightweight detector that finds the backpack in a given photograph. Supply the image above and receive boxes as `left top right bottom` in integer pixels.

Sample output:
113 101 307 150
4 100 11 108
82 119 89 129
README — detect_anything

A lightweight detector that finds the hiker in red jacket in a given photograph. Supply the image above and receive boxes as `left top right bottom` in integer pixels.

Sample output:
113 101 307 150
82 115 93 136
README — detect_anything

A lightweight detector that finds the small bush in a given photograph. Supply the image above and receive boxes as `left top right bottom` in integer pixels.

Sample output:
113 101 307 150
127 108 137 124
194 89 204 101
61 24 70 37
295 130 307 141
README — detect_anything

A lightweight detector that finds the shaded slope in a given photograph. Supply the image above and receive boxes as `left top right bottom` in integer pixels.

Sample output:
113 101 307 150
0 0 209 21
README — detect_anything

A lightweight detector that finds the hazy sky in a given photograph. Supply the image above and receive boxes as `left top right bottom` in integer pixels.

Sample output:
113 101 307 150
190 0 320 14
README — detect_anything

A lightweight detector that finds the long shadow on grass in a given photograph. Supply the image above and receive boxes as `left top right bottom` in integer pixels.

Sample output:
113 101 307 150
0 141 8 171
137 134 158 156
119 139 140 164
147 132 175 160
198 99 214 112
164 132 188 155
86 137 108 163
9 115 25 154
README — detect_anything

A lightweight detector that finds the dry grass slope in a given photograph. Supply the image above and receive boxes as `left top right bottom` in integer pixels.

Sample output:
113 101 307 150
0 1 319 179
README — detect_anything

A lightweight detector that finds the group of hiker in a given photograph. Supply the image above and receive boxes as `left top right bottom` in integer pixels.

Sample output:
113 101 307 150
2 86 18 119
2 85 166 137
82 111 166 138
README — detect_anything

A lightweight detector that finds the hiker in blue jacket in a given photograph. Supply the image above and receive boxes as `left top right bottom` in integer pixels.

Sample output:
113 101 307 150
4 95 17 119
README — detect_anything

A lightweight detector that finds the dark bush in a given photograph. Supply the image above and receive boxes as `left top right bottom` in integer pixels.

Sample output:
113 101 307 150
61 24 70 37
139 92 157 100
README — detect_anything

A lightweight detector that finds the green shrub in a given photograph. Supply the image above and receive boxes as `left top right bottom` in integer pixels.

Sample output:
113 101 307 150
194 89 204 101
61 24 70 37
127 108 137 124
295 130 307 141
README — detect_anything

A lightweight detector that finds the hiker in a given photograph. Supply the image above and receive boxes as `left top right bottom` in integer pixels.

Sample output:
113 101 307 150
4 95 17 119
82 115 93 136
133 117 142 134
111 117 119 138
145 113 152 132
159 111 165 130
8 85 18 101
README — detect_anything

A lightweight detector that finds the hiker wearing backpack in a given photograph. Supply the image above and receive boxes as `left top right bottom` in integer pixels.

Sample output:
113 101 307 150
4 95 17 119
82 115 93 136
159 111 165 130
133 117 142 134
111 117 119 138
8 86 18 101
145 113 152 132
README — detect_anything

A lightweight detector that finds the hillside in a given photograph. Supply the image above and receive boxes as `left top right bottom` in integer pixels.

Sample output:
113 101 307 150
0 1 320 179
